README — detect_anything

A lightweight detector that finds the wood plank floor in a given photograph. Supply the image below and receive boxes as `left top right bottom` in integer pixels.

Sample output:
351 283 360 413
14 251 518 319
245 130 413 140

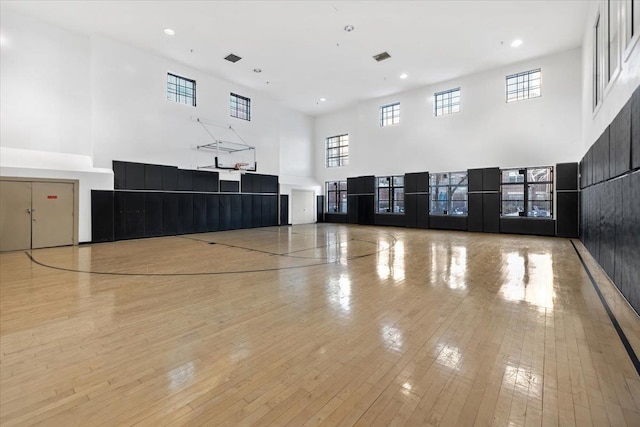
1 224 639 426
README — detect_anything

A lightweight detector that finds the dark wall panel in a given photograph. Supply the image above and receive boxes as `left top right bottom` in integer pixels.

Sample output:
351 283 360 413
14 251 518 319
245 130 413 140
124 192 145 239
500 219 555 236
264 175 279 194
317 195 324 223
468 168 483 193
324 213 347 223
482 168 500 191
416 195 429 229
361 176 376 194
360 195 375 225
206 194 219 232
206 171 220 193
374 214 405 227
267 195 278 226
280 194 289 225
178 170 193 191
192 171 209 192
556 192 579 238
429 215 467 231
230 194 242 229
482 193 499 233
114 192 126 240
177 194 194 234
242 194 253 228
144 192 163 237
91 190 114 242
162 166 178 191
613 178 624 287
632 86 640 169
193 194 207 233
593 131 605 184
405 194 417 228
586 147 593 187
416 172 430 193
220 180 240 193
219 194 231 230
145 164 163 190
162 193 178 235
599 185 615 278
610 100 631 178
347 195 358 224
113 161 126 190
556 163 578 191
404 173 418 194
252 195 262 227
241 173 254 193
260 195 270 227
468 193 483 232
580 158 587 189
125 162 145 190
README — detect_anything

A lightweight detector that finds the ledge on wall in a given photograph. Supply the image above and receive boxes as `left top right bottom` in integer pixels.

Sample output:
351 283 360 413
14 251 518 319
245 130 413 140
0 147 112 176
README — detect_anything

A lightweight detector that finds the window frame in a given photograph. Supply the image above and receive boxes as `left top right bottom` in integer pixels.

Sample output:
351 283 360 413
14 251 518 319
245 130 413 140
623 0 640 59
325 134 349 168
379 102 401 127
429 171 468 216
500 166 554 219
376 175 404 214
325 181 347 213
230 92 251 121
434 87 461 117
167 73 196 107
505 68 541 103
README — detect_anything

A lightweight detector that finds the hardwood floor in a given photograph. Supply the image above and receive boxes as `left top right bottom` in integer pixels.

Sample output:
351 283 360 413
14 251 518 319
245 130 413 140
1 224 639 426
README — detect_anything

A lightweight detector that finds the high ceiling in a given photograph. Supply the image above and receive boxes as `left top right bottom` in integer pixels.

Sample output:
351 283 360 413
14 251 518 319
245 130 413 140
1 0 589 116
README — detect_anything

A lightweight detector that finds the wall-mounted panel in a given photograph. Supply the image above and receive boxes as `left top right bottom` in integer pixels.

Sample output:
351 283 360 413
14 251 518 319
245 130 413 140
404 173 418 194
144 192 163 237
206 194 219 232
162 193 178 235
556 163 578 191
316 195 324 223
124 192 145 239
556 192 579 238
178 169 193 191
324 213 347 223
251 195 262 228
193 193 207 233
192 171 209 192
230 194 242 229
162 166 178 191
114 192 126 240
91 190 114 242
482 193 500 233
113 161 127 190
482 168 500 191
242 194 253 228
280 195 289 225
632 86 640 169
467 193 483 232
468 168 483 193
260 196 270 227
220 180 240 193
429 215 467 231
177 194 194 234
416 195 429 229
125 162 145 190
144 164 163 190
610 100 631 178
404 194 417 228
374 214 405 227
218 194 231 230
500 218 555 236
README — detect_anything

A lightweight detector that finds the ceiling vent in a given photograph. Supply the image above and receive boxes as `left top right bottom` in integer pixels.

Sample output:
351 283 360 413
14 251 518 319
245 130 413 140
373 51 391 62
224 53 242 63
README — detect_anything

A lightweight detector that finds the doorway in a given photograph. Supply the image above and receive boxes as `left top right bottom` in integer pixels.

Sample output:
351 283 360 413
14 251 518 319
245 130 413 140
0 178 78 252
290 190 316 225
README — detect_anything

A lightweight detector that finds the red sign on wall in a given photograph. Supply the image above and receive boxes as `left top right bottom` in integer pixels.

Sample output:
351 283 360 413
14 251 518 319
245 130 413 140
47 195 58 199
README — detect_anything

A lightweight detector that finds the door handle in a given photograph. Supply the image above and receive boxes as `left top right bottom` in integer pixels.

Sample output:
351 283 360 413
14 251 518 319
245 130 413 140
26 208 33 214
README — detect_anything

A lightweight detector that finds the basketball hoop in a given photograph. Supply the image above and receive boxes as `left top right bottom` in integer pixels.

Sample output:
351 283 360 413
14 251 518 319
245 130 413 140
234 162 250 170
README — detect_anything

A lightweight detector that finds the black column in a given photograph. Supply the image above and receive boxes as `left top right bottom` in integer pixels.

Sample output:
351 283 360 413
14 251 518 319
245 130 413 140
556 162 579 238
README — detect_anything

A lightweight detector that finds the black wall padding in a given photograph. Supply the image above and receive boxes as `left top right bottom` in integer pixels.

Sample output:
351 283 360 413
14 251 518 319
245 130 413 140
241 173 253 193
263 175 279 194
162 193 178 235
404 173 418 193
374 214 405 227
91 190 114 242
599 186 615 279
579 158 587 189
324 213 347 223
416 195 429 229
177 170 193 191
467 193 483 232
429 215 467 231
192 171 209 192
145 164 163 190
468 168 483 192
500 218 555 236
593 130 606 184
317 195 324 223
125 162 145 190
114 192 126 240
586 147 593 186
124 192 145 239
206 194 219 232
251 195 262 228
632 86 640 169
280 195 289 225
267 195 278 226
113 161 126 190
177 194 194 234
359 196 375 225
556 163 578 191
218 194 231 230
482 168 500 191
207 172 219 192
404 194 417 228
193 194 207 233
144 192 163 237
416 172 429 193
220 180 240 193
483 193 500 233
613 179 624 287
162 166 178 191
259 196 269 227
556 192 579 238
241 195 252 228
230 194 242 229
346 177 358 224
610 99 631 178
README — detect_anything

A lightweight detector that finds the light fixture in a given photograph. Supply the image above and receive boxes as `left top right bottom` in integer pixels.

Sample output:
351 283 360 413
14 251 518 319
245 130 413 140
163 28 175 36
320 98 327 102
511 39 523 48
400 73 408 79
253 68 262 73
344 25 355 32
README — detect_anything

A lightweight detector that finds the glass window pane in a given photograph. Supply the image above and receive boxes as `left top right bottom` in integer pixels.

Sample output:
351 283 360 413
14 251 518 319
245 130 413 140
528 183 552 200
450 200 468 215
502 184 525 200
502 200 524 216
449 172 467 186
527 168 551 182
502 169 524 183
393 176 404 187
527 201 552 217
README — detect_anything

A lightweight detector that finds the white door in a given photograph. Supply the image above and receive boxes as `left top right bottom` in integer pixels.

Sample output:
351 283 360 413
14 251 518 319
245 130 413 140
291 190 315 225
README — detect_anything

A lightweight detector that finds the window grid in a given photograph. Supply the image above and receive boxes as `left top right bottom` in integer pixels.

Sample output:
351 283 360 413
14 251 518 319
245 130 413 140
325 134 349 168
595 14 602 109
377 176 404 213
167 73 196 106
429 172 468 216
230 93 251 121
379 103 400 127
434 88 461 116
326 181 347 213
506 69 541 103
500 167 553 218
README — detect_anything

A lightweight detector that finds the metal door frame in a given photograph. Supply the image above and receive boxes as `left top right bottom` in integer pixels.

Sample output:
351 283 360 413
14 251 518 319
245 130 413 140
0 177 80 247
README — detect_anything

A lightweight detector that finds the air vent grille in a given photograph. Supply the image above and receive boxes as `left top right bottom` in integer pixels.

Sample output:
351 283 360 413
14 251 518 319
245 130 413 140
373 51 391 62
224 53 242 63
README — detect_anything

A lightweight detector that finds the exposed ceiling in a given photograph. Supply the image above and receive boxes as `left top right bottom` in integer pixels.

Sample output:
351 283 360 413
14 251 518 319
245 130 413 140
1 0 589 116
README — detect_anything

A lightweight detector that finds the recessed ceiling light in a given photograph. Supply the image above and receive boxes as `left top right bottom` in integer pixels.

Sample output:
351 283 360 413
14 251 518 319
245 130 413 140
163 28 175 36
253 68 262 73
511 39 523 48
344 25 355 32
400 73 408 79
320 98 327 102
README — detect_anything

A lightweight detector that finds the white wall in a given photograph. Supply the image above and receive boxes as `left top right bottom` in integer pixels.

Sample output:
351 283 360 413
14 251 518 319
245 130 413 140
581 0 640 152
314 48 583 184
1 9 317 241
